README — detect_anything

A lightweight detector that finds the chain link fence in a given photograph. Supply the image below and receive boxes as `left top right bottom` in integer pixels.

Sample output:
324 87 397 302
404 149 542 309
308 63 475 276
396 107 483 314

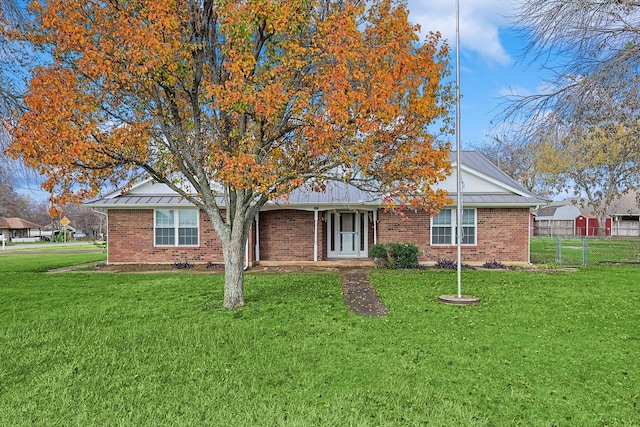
530 236 640 267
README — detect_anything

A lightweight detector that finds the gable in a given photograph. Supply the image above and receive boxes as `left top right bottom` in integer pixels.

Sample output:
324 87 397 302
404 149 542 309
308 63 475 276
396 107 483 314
436 152 535 198
106 180 195 197
436 165 519 195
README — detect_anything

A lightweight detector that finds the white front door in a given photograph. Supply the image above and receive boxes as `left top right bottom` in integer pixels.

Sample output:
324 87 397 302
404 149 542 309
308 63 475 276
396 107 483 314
327 211 369 258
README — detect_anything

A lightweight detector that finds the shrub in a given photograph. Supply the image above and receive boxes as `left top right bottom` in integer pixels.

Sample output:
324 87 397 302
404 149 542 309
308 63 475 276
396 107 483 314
173 262 193 270
435 259 477 270
369 243 388 259
435 259 457 270
387 243 419 269
370 243 419 269
369 243 390 268
483 260 506 269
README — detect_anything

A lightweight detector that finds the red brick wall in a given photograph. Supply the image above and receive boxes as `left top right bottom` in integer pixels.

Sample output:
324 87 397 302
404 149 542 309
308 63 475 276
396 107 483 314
107 207 530 265
107 209 224 264
377 210 430 260
258 210 319 261
377 208 530 264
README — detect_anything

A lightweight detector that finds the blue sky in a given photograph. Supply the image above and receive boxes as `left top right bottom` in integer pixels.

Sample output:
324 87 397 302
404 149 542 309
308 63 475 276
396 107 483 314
406 0 545 147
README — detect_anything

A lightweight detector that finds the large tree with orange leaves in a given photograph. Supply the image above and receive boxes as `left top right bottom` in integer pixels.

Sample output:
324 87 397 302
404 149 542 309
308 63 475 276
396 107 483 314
9 0 453 308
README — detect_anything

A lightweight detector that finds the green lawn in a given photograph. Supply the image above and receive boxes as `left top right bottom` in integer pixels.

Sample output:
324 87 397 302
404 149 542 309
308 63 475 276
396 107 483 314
531 236 640 266
1 253 639 425
0 249 106 273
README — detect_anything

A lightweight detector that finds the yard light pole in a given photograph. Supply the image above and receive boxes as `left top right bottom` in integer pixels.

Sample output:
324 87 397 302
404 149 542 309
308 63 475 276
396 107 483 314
439 0 480 306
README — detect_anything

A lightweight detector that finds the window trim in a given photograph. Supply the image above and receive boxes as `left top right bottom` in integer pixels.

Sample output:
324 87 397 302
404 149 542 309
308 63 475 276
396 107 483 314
154 209 200 247
430 208 477 246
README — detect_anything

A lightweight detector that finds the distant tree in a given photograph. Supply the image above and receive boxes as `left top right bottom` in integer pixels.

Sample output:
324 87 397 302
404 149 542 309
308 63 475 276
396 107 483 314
473 133 552 198
503 0 640 227
1 0 38 186
0 181 30 218
0 0 27 114
0 166 49 224
9 0 454 308
506 0 640 131
536 110 640 236
61 204 105 237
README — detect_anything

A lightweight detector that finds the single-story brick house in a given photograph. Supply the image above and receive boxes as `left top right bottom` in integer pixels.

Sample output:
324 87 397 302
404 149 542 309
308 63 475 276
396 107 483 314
85 151 545 266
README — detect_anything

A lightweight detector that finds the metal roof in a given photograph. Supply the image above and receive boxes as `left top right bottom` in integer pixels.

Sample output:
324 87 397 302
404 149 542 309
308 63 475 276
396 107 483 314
449 194 543 206
271 181 380 208
85 151 546 209
454 151 537 197
87 195 198 208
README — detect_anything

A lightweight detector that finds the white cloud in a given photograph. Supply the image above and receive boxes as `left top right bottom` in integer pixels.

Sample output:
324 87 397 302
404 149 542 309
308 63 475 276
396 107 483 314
407 0 515 65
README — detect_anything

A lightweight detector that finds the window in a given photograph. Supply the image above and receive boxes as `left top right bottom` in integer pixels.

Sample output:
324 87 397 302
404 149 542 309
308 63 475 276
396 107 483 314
431 208 476 245
155 209 199 246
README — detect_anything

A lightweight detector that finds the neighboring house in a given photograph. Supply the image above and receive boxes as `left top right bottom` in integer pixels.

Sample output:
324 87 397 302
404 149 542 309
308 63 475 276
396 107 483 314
85 151 545 266
0 217 44 242
607 192 640 237
40 222 77 240
537 192 640 237
532 203 581 236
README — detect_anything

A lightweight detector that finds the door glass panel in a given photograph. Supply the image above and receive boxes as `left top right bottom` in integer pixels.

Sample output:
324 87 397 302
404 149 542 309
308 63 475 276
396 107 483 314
341 213 354 232
360 214 366 251
329 213 335 252
340 232 355 253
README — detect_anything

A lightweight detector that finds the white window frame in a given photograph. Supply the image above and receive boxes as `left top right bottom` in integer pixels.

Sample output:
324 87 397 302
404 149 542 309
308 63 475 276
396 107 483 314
154 209 200 247
430 208 477 246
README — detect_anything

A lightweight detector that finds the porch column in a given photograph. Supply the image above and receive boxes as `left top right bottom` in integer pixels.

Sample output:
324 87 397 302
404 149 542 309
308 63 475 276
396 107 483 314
373 209 378 244
313 208 319 262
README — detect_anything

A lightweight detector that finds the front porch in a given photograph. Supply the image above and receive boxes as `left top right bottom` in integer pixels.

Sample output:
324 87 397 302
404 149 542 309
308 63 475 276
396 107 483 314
254 259 375 268
255 208 377 262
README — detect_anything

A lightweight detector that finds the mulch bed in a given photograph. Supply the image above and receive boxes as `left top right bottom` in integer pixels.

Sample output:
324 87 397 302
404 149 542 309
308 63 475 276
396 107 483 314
340 268 388 317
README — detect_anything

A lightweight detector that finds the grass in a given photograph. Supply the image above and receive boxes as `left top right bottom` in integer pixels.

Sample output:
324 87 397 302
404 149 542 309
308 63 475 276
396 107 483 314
0 248 106 273
531 236 640 266
1 253 640 425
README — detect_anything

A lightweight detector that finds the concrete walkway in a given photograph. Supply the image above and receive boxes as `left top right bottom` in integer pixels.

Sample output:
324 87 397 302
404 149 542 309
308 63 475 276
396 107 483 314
340 268 388 317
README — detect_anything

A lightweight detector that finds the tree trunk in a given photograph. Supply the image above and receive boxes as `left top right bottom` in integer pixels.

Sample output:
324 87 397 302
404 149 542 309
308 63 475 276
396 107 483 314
222 224 247 309
597 215 607 238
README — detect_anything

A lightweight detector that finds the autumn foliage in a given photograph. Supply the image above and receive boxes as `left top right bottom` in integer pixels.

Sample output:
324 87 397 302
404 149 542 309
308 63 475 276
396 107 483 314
8 0 453 307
